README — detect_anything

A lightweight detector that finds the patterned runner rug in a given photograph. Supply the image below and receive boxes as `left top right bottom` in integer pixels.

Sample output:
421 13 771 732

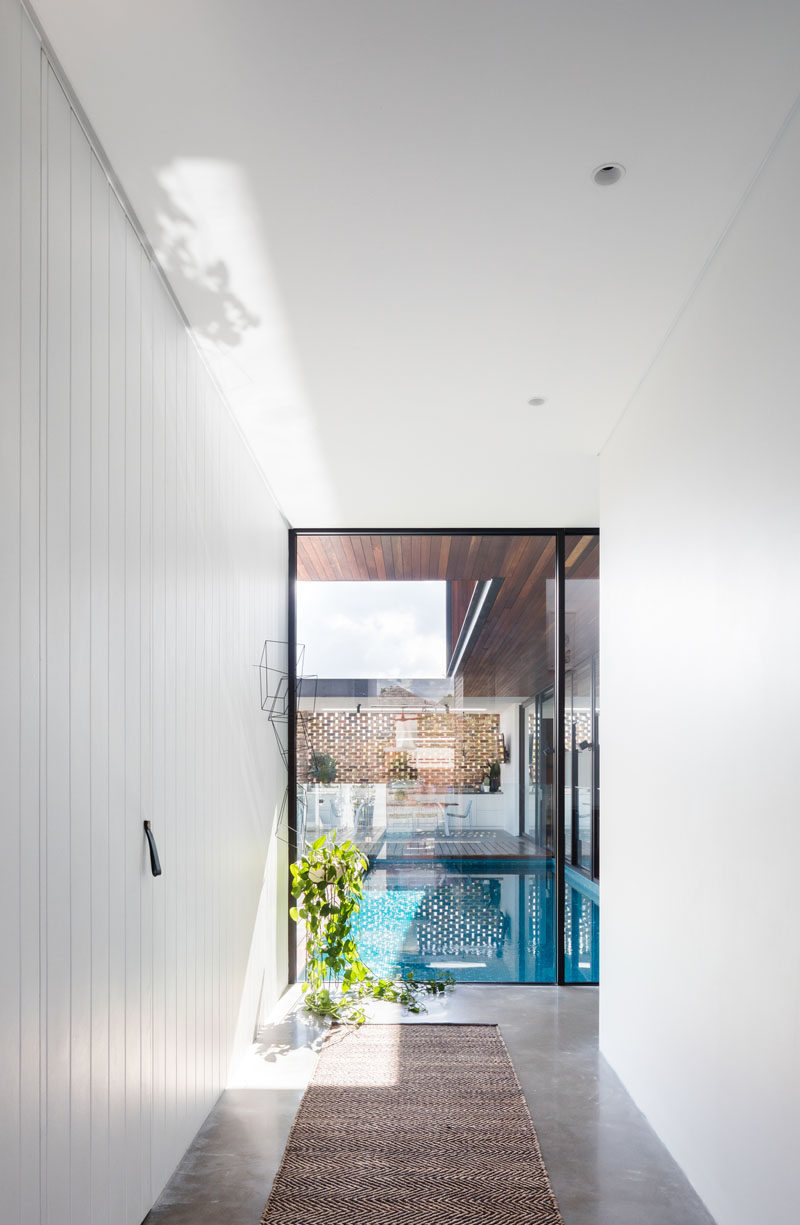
261 1023 564 1224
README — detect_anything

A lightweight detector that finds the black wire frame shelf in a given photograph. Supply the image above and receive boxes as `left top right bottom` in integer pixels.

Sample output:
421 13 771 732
259 639 317 845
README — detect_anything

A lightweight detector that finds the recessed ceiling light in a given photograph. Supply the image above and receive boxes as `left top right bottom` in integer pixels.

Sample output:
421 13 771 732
593 162 625 186
527 396 546 407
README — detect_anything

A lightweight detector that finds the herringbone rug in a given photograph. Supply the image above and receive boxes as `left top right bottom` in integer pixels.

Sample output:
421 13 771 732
260 1023 564 1224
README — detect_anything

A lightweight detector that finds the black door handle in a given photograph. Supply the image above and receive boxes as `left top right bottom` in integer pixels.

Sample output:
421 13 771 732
144 821 162 876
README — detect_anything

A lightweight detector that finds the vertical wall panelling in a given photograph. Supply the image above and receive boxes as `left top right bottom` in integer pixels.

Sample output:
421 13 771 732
0 2 22 1221
185 345 198 1120
197 374 209 1105
88 148 111 1225
123 219 143 1224
173 311 187 1144
169 293 182 1179
150 265 167 1197
37 41 50 1222
106 183 128 1225
19 14 43 1223
184 301 196 1142
139 245 154 1216
68 104 93 1225
0 4 289 1221
210 378 221 1097
44 64 72 1225
161 279 174 1181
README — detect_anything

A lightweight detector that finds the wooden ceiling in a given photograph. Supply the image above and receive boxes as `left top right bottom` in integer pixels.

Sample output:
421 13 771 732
296 533 599 698
296 534 543 583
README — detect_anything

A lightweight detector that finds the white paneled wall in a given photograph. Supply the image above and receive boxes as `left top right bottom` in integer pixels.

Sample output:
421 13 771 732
0 4 289 1223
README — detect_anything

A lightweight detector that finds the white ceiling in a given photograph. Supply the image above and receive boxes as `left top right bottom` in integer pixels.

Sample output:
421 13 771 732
32 0 800 527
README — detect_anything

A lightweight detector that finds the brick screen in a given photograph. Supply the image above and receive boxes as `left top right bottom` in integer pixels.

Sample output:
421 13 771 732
298 708 503 788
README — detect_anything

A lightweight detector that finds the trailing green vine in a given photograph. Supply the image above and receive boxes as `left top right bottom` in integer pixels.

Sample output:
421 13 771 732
290 833 454 1024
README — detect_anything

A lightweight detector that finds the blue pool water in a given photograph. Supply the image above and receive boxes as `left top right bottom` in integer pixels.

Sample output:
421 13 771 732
353 859 599 984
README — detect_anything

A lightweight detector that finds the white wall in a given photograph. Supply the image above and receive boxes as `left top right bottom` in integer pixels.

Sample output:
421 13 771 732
0 4 288 1223
599 92 800 1225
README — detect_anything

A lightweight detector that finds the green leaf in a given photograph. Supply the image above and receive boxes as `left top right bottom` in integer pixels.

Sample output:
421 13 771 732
289 906 299 922
294 822 455 1027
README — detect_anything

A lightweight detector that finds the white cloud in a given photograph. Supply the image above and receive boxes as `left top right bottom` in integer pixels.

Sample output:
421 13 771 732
297 581 446 677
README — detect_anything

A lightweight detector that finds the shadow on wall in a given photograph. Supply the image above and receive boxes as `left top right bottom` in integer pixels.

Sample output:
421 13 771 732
147 155 343 522
151 174 260 347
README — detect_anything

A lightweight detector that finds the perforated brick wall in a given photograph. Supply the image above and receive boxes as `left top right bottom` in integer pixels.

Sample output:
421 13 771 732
297 708 503 787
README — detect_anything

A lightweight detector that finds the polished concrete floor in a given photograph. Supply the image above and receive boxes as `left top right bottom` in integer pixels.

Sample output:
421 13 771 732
144 986 717 1225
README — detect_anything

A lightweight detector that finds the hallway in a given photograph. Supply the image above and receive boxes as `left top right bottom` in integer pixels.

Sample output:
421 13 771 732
5 5 800 1224
144 987 716 1225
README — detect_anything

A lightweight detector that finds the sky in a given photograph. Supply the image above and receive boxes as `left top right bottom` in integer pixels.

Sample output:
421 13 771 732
296 581 447 678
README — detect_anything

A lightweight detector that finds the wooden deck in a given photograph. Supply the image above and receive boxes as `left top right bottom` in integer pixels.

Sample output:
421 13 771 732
369 829 547 861
301 819 549 862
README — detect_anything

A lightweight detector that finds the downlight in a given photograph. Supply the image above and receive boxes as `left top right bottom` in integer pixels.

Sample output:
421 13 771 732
527 396 546 407
593 163 625 186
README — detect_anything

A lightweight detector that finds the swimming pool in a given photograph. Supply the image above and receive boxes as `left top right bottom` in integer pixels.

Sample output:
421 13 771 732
353 858 599 984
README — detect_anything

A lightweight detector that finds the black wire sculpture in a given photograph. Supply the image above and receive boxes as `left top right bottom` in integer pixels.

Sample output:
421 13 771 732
258 639 318 845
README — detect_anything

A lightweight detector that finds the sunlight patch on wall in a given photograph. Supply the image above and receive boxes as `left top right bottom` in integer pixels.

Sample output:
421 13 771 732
153 157 340 521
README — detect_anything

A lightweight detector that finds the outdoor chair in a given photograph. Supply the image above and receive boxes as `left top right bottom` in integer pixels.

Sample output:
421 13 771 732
355 799 374 836
442 797 473 837
318 796 340 831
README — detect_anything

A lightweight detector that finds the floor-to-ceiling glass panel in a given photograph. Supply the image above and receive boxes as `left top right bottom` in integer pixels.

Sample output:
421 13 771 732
564 869 599 981
572 659 593 873
524 688 554 851
593 660 600 877
563 669 573 866
354 858 556 983
293 532 558 984
563 533 599 982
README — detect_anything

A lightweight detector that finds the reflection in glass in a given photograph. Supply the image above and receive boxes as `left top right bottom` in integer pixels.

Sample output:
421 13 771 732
525 688 554 852
564 872 599 982
564 670 573 864
572 659 592 872
563 534 599 983
291 531 591 986
354 859 556 983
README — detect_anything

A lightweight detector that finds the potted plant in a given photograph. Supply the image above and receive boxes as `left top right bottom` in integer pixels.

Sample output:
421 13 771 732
309 751 337 784
290 832 453 1023
388 750 416 802
290 833 371 1021
486 758 501 793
